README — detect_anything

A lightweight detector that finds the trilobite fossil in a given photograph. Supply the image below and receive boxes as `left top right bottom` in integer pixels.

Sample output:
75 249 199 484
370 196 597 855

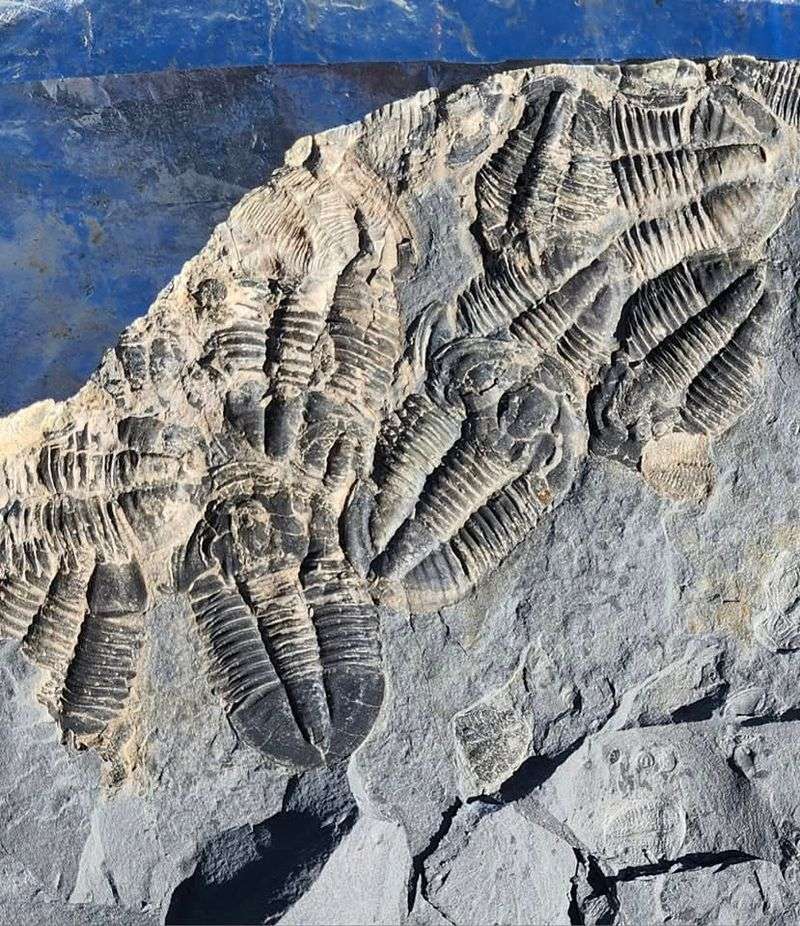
1 57 799 769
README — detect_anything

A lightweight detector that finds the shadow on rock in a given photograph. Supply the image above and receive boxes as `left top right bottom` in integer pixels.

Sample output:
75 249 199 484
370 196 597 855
166 764 357 925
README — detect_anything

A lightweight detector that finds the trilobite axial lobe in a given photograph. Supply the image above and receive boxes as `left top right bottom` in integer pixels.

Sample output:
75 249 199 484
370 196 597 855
0 56 798 769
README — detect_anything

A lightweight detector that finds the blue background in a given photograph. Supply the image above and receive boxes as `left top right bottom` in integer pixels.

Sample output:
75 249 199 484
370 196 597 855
2 1 800 81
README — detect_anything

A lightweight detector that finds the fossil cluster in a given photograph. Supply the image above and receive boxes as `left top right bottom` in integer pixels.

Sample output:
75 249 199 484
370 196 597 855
0 56 799 772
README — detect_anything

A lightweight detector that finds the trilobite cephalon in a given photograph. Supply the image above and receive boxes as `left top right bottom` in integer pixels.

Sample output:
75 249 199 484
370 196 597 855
0 57 798 769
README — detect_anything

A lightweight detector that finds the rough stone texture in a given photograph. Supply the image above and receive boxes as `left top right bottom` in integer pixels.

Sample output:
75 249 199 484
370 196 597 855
411 803 575 925
3 57 800 924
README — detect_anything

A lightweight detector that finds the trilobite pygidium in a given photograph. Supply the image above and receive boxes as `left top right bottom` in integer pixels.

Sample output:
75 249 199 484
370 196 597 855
0 58 798 769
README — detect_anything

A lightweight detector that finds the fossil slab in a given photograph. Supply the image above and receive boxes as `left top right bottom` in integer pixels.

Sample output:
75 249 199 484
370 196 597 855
1 56 800 779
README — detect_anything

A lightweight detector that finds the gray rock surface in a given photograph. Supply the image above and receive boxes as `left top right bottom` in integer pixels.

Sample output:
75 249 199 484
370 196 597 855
411 803 575 926
2 57 800 925
616 860 800 925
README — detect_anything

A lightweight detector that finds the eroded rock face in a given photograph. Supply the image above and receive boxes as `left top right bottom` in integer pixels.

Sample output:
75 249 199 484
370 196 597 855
3 57 800 924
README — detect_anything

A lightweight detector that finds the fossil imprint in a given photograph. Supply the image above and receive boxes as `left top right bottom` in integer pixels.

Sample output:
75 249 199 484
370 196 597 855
0 57 799 768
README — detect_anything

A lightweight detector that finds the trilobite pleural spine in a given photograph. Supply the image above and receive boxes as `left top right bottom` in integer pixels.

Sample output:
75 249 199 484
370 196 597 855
0 57 798 769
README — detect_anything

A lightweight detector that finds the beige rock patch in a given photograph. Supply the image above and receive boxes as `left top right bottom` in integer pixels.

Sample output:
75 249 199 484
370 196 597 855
640 432 715 503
